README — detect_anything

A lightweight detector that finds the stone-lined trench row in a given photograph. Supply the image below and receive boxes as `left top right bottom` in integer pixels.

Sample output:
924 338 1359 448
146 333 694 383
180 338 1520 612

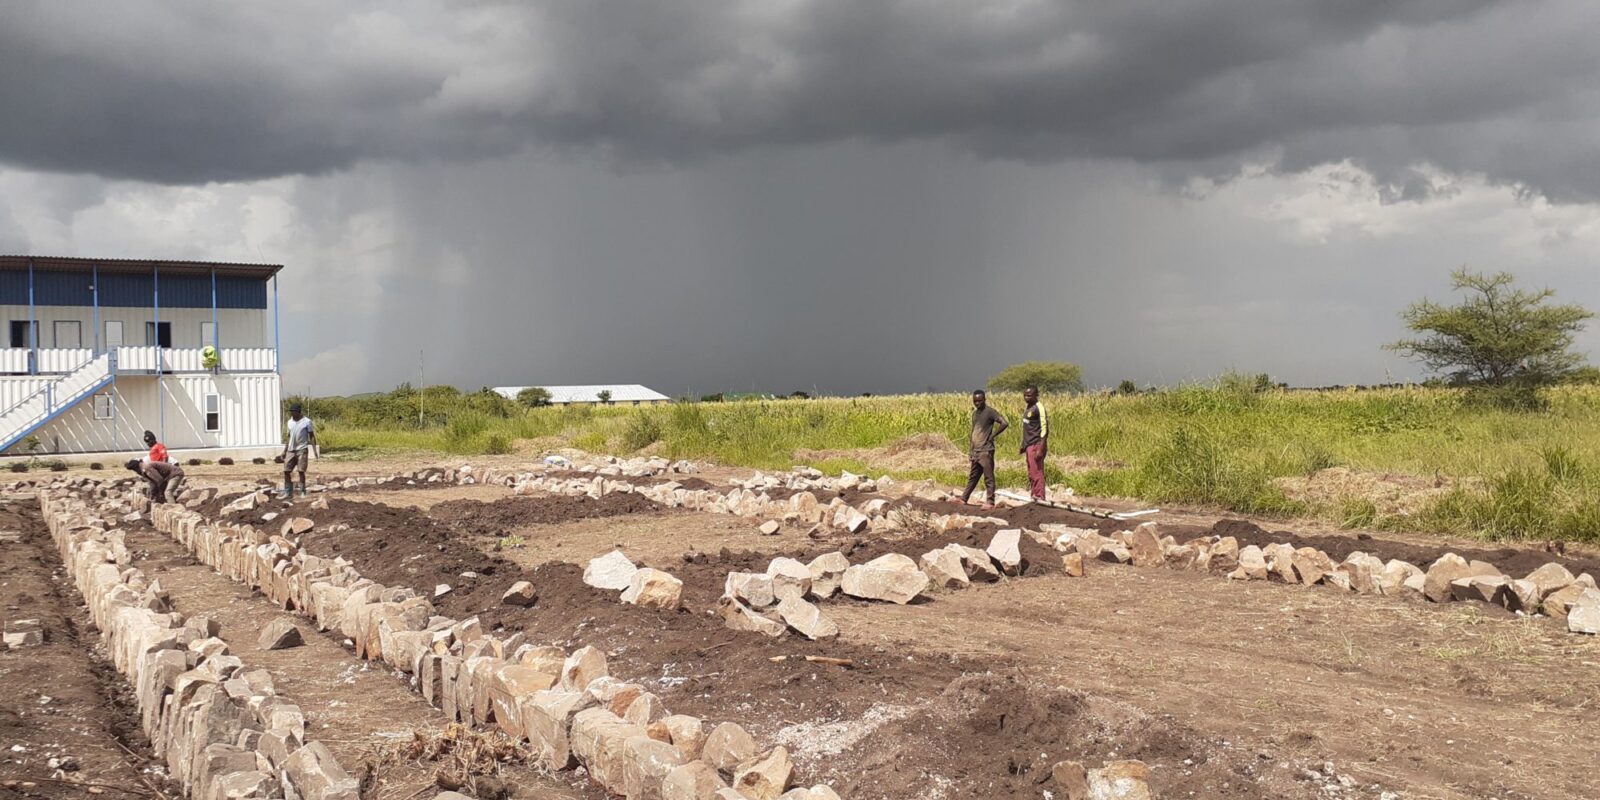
37 484 360 800
90 481 844 800
427 458 1600 639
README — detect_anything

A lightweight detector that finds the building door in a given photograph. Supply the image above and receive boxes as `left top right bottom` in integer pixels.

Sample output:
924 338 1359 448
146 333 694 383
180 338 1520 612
145 321 172 348
53 321 82 348
200 321 216 348
105 320 124 348
9 320 38 348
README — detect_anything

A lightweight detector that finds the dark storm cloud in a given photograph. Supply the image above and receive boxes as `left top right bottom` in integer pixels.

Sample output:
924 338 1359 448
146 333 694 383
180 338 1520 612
3 0 1598 198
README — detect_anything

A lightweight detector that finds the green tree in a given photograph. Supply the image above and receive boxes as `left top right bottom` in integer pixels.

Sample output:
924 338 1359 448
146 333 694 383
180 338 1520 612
597 390 613 405
516 387 552 408
1117 379 1138 396
988 361 1084 394
1387 269 1594 386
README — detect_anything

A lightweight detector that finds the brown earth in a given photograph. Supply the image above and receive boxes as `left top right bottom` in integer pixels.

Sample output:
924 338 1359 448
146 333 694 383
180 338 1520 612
117 467 1600 799
0 503 172 800
217 492 1305 799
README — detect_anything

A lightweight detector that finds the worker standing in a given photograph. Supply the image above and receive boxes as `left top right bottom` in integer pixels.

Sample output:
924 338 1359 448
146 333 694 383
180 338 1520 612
282 402 317 498
1019 386 1049 502
142 430 168 464
958 389 1008 509
127 458 185 504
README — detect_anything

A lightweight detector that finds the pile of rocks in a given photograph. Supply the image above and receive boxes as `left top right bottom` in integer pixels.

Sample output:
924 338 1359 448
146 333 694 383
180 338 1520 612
719 556 849 640
717 528 1077 639
1050 521 1600 634
101 487 842 799
581 550 685 611
41 490 358 800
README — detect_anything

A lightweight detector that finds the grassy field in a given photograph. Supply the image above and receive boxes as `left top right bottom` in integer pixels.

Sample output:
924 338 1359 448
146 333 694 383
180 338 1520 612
298 382 1600 543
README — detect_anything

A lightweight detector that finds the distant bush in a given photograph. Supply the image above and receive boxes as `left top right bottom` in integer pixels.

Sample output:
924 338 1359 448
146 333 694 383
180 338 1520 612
89 462 104 470
47 460 67 472
1117 380 1137 396
9 462 28 473
621 411 662 451
252 457 267 465
218 457 234 466
187 458 202 466
482 433 512 455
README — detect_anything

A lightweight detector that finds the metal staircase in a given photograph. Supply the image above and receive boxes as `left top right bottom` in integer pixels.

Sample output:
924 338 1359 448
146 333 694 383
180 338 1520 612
0 352 114 453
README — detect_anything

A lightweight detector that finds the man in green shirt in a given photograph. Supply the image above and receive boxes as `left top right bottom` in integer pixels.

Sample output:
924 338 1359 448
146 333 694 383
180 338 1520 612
958 389 1008 509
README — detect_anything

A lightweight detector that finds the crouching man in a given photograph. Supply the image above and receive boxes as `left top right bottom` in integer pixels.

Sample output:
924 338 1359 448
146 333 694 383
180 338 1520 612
126 458 186 504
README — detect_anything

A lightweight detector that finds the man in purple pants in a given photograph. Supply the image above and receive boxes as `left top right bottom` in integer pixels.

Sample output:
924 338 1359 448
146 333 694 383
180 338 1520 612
1019 386 1049 502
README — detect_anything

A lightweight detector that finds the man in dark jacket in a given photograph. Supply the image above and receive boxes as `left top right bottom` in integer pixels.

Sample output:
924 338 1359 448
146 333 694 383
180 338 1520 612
958 390 1008 509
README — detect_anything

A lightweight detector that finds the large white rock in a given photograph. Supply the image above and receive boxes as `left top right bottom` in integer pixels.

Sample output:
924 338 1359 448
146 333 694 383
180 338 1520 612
806 552 850 599
584 551 640 592
620 568 683 611
775 596 839 640
1567 589 1600 634
725 572 777 608
840 553 928 605
766 558 813 602
943 544 1001 582
986 529 1023 576
918 548 970 589
717 597 786 638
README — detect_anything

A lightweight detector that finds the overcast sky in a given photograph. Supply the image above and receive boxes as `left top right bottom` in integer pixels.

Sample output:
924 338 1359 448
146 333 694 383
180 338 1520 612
2 1 1598 396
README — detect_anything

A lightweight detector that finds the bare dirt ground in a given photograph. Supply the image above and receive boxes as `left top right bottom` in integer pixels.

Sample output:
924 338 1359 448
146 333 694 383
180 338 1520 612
184 462 1600 800
0 503 172 800
16 450 1600 799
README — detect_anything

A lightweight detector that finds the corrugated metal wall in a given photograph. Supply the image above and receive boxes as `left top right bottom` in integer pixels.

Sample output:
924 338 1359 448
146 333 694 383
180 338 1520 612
2 373 282 454
0 306 269 350
0 270 269 309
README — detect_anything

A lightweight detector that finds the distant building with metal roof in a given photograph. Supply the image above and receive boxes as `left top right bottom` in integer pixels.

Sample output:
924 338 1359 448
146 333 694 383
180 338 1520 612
492 384 671 406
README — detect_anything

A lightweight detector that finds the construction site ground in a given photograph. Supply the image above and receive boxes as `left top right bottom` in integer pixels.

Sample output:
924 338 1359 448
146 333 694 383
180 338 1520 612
6 458 1600 800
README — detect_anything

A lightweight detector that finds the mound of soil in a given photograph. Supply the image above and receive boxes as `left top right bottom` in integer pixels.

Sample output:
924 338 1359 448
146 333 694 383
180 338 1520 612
429 494 671 536
820 672 1284 799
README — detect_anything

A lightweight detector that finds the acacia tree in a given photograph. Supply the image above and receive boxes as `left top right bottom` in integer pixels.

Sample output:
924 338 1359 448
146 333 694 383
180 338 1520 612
516 387 552 408
1387 269 1593 385
988 361 1084 393
597 390 613 405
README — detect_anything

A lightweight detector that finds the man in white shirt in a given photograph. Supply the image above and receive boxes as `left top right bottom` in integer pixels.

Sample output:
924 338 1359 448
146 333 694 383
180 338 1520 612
283 402 317 497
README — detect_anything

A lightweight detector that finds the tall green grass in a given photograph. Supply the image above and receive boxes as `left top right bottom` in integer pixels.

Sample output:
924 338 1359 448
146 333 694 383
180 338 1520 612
301 382 1600 543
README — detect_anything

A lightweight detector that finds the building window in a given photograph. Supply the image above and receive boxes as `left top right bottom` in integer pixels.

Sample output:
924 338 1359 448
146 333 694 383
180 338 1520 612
53 320 82 348
204 393 220 432
200 321 216 348
105 320 124 348
8 320 38 348
145 321 172 348
93 392 115 420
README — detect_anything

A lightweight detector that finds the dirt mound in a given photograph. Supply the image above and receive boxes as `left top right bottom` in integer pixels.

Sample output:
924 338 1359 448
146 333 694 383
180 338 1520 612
812 672 1286 799
1274 467 1478 519
429 493 670 536
795 434 969 474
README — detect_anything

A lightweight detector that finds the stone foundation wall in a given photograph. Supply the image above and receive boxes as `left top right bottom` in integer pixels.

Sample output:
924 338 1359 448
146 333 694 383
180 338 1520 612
39 489 358 800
